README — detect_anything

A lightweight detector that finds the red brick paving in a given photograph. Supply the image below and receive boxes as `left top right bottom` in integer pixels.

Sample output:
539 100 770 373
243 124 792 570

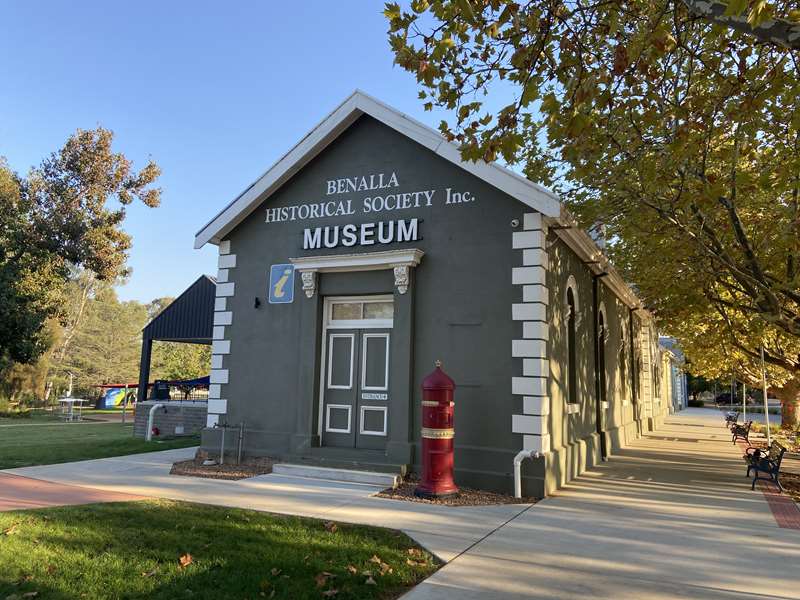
0 472 146 511
735 438 800 530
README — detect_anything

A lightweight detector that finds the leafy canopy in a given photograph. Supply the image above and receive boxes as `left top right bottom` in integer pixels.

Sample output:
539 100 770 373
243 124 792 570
0 128 160 366
386 0 800 384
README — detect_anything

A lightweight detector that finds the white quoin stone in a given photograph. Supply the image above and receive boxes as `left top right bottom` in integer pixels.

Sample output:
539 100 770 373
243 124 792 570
512 230 545 249
512 266 546 285
216 282 235 297
522 285 549 304
206 414 220 428
208 384 221 399
522 321 548 340
512 376 547 397
211 355 224 369
212 340 230 355
214 298 227 312
213 311 233 326
207 399 228 414
522 358 549 377
523 395 550 415
210 369 229 384
522 248 548 268
512 339 547 358
213 326 226 340
512 303 546 321
218 240 231 255
523 434 551 453
523 212 543 230
218 254 237 269
216 269 229 283
512 414 548 435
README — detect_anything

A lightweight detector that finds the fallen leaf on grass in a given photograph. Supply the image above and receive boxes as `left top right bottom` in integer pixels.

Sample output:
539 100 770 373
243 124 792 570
346 565 357 574
407 548 422 557
406 558 427 567
142 568 158 578
321 590 338 597
315 572 334 588
324 521 338 533
369 555 382 565
3 524 19 536
270 568 281 576
365 576 377 586
22 593 39 599
179 554 193 568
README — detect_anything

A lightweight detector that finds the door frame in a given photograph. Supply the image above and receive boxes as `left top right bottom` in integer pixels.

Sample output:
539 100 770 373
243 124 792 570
317 295 394 440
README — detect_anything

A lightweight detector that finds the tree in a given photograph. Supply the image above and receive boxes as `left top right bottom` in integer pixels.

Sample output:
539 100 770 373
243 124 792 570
386 0 800 425
0 129 160 371
62 287 148 396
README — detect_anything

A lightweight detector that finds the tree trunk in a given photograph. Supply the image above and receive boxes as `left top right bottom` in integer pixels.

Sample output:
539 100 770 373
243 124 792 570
774 376 800 429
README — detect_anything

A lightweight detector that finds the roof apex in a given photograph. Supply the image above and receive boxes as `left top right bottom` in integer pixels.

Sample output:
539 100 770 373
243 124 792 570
193 90 562 249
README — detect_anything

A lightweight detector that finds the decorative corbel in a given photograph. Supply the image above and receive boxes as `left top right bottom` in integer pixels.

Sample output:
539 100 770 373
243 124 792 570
393 265 410 294
300 271 317 298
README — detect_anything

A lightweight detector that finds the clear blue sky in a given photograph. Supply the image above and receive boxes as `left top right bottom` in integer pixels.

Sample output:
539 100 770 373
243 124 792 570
0 1 475 303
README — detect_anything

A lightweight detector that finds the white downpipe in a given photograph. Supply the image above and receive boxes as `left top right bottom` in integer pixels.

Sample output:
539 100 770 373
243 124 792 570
514 449 542 498
145 403 165 442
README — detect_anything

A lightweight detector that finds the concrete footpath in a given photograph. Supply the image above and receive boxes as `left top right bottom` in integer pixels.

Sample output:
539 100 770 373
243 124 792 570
1 448 529 563
3 408 799 598
404 408 800 599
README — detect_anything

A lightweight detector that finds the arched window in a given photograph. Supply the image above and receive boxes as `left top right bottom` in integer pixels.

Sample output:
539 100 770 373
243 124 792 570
598 309 607 406
566 286 578 405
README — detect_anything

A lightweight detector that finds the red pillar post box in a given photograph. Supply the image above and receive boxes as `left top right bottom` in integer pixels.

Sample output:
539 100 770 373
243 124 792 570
415 361 459 498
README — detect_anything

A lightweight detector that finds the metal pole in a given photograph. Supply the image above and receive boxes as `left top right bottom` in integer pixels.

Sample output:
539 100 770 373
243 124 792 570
122 385 127 425
760 346 772 446
237 422 244 465
219 425 225 465
742 381 746 422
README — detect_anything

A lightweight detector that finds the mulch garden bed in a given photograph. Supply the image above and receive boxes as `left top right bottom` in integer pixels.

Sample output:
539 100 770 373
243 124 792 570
781 472 800 504
170 455 275 480
376 476 538 506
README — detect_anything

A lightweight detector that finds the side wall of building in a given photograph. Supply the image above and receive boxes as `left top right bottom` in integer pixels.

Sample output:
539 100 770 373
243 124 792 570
543 236 667 494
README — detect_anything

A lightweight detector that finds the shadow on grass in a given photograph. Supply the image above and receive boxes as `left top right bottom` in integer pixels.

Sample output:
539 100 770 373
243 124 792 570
0 500 438 600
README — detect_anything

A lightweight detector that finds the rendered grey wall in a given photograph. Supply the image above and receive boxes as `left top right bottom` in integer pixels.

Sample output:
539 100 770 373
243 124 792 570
201 115 542 493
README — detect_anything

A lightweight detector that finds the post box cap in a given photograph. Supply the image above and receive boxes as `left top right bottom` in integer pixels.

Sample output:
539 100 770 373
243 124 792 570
422 361 455 391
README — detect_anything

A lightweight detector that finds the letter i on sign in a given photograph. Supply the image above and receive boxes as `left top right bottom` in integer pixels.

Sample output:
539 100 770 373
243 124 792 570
268 264 295 304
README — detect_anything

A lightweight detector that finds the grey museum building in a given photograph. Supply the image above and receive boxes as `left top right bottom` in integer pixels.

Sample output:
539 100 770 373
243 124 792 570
191 91 687 497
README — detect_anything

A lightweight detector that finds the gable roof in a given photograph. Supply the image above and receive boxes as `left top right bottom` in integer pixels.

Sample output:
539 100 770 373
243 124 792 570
193 90 562 249
192 90 651 316
143 275 216 343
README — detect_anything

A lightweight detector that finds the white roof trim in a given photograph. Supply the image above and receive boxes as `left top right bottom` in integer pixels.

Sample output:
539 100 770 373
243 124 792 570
193 90 561 249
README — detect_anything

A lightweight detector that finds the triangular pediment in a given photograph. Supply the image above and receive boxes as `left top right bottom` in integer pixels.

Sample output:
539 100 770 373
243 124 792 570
194 90 562 248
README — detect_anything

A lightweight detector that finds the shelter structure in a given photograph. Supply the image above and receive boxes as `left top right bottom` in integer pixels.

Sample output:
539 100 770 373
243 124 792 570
136 275 216 403
191 91 687 496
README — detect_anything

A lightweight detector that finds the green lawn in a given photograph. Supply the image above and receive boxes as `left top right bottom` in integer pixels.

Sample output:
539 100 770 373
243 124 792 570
0 409 62 424
0 422 198 469
0 500 438 600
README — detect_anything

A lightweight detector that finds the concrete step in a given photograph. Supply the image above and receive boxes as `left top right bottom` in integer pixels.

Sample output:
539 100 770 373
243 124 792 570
272 463 401 488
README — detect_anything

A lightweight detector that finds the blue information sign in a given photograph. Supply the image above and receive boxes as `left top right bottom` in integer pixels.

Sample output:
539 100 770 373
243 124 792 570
268 264 295 304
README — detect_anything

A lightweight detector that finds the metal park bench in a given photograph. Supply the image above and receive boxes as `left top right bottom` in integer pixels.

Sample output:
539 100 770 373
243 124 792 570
744 441 787 491
731 420 752 445
724 411 740 429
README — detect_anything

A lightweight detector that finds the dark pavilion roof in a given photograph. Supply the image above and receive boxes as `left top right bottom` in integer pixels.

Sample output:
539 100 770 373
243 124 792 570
142 275 216 344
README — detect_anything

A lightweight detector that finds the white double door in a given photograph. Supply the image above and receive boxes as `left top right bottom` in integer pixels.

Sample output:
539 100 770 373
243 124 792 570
321 297 393 450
